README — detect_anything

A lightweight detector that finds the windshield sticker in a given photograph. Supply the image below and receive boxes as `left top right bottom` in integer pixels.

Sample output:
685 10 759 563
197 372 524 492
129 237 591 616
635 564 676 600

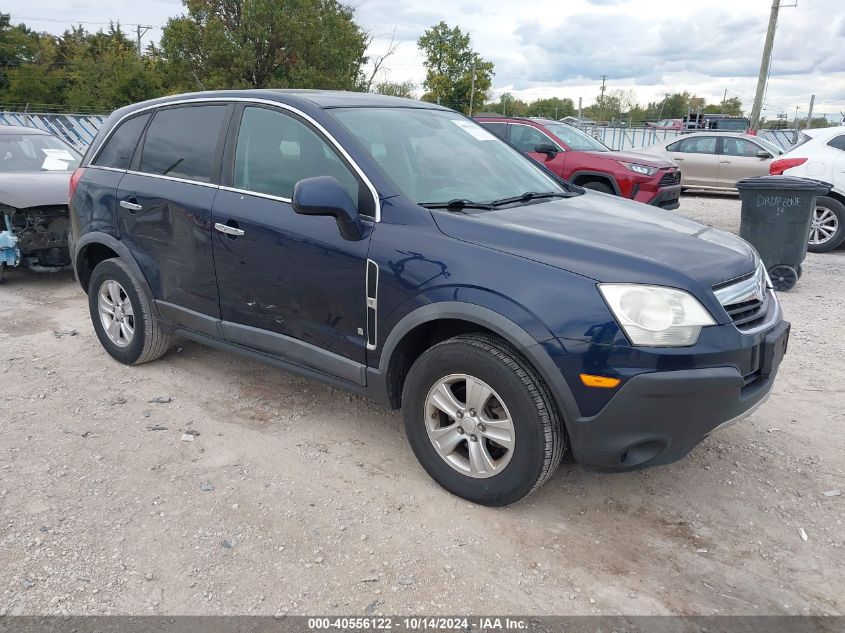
450 119 497 141
41 148 74 171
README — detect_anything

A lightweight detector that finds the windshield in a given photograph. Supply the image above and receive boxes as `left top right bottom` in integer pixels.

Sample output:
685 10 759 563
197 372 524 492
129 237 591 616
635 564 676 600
330 108 565 205
542 122 609 152
0 133 81 172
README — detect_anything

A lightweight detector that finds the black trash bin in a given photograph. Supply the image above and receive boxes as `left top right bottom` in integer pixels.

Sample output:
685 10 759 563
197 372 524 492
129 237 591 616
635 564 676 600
736 176 830 291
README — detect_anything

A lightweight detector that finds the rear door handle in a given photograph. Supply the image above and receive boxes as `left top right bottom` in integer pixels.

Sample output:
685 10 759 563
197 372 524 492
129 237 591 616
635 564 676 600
720 160 732 164
214 222 245 237
119 199 142 212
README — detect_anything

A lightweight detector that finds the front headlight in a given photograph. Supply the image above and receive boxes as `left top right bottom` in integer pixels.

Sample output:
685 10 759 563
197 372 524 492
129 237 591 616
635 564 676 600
598 284 716 346
619 162 659 176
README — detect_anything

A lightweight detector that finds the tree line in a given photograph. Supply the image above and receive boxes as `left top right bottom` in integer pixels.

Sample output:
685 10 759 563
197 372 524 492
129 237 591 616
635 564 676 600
0 2 808 127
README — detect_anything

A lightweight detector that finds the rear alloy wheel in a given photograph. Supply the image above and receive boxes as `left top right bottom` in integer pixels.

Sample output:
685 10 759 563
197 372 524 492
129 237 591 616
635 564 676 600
402 334 565 506
88 258 172 365
807 196 845 253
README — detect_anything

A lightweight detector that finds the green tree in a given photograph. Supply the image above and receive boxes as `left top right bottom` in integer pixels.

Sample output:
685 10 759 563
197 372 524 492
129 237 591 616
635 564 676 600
373 80 416 99
417 21 493 114
160 0 368 92
528 97 574 119
703 96 744 116
63 25 162 111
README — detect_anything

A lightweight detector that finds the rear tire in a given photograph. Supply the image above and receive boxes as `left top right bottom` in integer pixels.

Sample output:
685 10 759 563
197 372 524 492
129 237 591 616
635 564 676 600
581 180 615 195
402 333 565 506
88 258 171 365
807 196 845 253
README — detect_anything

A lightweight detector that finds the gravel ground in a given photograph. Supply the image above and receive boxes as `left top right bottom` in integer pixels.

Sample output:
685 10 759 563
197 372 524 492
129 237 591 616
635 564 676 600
0 193 843 616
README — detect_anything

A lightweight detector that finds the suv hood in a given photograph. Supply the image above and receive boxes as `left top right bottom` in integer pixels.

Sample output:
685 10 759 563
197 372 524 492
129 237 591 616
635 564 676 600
585 149 674 168
431 191 756 288
0 171 72 209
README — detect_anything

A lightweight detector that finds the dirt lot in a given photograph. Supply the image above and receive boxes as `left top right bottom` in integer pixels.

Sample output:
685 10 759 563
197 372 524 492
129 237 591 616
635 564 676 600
1 194 843 617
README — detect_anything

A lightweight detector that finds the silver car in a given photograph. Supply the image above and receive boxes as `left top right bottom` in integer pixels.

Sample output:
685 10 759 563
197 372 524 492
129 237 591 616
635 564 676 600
0 125 81 281
638 132 783 191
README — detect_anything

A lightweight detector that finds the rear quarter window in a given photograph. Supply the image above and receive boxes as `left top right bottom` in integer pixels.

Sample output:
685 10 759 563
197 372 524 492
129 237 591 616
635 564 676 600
827 135 845 152
91 113 150 170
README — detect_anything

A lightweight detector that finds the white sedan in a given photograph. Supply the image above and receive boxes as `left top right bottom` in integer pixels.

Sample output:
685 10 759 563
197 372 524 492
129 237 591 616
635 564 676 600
771 127 845 252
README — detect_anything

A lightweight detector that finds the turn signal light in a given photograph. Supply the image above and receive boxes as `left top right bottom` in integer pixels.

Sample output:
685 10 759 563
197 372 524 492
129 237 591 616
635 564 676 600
579 373 621 388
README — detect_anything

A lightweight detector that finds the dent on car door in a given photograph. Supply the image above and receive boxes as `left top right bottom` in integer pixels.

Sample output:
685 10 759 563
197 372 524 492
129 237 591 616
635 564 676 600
718 137 771 187
116 103 230 318
211 104 373 376
669 136 718 187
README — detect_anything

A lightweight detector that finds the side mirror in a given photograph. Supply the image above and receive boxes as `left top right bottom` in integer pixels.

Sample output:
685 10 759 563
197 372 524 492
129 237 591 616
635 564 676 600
292 176 364 241
534 143 559 159
756 150 772 159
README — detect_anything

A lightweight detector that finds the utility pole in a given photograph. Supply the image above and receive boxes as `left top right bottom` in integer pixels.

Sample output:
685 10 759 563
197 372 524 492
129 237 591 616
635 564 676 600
750 0 782 130
578 97 582 124
468 61 476 117
598 75 607 122
722 89 727 109
805 94 815 129
657 92 670 120
135 24 153 56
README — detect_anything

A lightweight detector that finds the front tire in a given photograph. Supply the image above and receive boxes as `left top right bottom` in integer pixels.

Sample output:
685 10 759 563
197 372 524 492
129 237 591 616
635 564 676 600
581 180 615 195
88 258 171 365
402 334 565 506
808 196 845 253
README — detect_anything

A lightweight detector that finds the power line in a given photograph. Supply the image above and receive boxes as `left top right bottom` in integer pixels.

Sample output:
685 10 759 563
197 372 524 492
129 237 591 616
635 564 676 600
8 14 161 29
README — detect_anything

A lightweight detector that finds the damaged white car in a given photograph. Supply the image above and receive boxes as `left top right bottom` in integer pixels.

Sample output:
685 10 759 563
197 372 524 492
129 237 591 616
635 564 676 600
0 125 81 281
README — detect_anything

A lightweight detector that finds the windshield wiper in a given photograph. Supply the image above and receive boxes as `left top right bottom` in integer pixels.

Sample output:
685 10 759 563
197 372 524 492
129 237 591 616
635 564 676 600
419 198 494 211
489 191 574 207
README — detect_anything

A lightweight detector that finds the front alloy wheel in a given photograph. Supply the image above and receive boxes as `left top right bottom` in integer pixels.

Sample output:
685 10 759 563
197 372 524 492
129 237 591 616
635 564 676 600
425 373 515 478
402 333 565 506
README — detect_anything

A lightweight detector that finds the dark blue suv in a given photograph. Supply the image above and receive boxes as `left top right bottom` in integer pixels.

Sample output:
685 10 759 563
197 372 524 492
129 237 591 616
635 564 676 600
69 90 789 506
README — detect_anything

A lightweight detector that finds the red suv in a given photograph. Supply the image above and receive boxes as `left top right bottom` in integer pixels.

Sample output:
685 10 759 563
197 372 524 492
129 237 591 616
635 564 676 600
476 117 681 209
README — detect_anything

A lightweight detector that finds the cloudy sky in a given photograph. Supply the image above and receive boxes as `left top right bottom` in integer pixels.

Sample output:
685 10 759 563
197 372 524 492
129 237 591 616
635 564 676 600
5 0 844 118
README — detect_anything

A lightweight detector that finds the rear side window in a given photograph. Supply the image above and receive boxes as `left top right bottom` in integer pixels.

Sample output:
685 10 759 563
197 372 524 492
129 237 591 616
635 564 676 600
92 113 150 169
140 105 227 183
827 135 845 152
480 122 508 140
669 137 717 154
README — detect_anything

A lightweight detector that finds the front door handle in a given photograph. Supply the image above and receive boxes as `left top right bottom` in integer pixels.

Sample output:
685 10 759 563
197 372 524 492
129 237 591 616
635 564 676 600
720 160 732 164
214 222 245 237
119 199 142 212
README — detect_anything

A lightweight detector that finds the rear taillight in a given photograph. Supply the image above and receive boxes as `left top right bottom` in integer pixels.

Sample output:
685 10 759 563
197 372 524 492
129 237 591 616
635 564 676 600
769 157 807 176
69 167 85 201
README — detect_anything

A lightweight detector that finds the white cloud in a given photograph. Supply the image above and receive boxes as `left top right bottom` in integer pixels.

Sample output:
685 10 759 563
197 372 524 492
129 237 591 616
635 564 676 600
5 0 843 118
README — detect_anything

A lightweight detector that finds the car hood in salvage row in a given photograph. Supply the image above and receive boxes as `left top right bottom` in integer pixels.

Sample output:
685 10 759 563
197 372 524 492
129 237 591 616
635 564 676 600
431 191 757 288
0 171 73 209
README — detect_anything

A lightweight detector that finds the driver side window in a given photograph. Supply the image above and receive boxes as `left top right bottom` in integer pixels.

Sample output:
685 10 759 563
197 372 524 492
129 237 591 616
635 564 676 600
233 106 360 208
511 125 550 153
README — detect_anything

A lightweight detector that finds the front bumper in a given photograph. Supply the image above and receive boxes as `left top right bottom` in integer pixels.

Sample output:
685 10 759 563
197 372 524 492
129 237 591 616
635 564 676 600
566 319 790 471
645 185 681 210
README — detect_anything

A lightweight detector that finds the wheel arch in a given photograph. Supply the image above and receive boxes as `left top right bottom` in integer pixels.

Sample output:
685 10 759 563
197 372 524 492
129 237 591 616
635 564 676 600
569 170 620 195
74 233 157 315
369 302 580 426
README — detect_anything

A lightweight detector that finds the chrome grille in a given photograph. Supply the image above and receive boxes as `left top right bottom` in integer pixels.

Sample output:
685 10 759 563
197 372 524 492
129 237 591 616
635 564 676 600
714 264 771 331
